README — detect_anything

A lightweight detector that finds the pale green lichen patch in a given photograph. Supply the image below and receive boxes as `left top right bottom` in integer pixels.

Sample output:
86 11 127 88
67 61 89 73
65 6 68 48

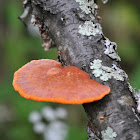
79 21 100 36
90 59 128 81
75 0 102 36
104 38 121 61
75 0 98 15
101 127 117 140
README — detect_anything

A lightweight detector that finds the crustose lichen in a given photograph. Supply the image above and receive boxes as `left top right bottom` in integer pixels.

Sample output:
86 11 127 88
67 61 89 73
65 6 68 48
90 59 128 81
78 21 100 36
101 127 117 140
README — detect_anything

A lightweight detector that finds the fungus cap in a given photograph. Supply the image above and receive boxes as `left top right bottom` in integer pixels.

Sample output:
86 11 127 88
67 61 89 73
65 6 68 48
13 59 110 104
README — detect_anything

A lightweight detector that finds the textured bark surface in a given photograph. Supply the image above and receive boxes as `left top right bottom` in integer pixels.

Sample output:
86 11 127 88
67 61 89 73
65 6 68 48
25 0 140 139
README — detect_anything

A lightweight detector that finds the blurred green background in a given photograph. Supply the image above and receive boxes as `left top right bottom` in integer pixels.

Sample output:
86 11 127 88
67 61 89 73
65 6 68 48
0 0 140 140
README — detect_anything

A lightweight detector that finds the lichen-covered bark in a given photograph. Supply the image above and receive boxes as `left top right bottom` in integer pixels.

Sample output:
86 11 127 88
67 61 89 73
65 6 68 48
24 0 140 139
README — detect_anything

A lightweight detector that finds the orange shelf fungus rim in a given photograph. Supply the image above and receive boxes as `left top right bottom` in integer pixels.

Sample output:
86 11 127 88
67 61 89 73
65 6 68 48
13 59 110 104
13 82 110 104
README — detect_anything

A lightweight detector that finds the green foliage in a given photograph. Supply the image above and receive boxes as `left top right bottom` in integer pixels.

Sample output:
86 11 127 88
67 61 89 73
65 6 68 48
66 125 88 140
131 63 140 89
1 1 87 140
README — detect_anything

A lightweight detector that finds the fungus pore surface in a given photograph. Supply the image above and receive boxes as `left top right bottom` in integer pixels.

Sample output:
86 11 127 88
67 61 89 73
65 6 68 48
13 59 110 104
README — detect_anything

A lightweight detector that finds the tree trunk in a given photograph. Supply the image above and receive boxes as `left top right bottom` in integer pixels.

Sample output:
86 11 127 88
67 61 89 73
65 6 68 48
24 0 140 139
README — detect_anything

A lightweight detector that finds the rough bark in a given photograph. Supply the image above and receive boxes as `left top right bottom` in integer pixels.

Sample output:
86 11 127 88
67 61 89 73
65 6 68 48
23 0 140 139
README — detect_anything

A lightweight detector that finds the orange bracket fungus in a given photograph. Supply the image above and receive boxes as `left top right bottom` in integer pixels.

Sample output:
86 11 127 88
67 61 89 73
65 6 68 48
13 59 110 104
